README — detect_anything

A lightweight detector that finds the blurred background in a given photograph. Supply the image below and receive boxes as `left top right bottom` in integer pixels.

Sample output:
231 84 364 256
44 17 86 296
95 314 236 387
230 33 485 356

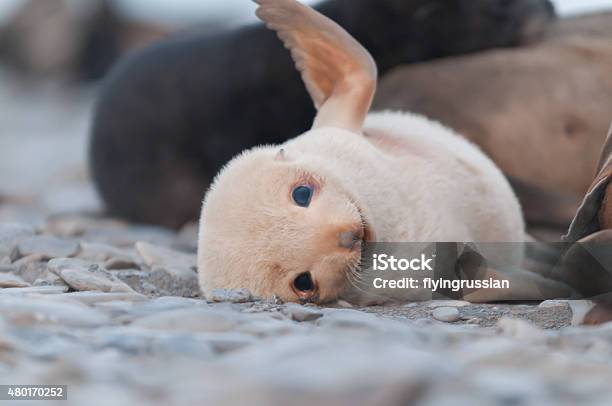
1 0 612 228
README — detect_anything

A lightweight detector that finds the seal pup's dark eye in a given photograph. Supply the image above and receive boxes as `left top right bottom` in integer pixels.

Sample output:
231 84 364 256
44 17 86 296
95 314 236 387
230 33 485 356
292 185 313 207
294 272 314 292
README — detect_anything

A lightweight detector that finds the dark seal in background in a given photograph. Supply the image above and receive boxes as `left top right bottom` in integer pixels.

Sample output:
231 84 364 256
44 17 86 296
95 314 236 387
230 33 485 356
89 0 555 228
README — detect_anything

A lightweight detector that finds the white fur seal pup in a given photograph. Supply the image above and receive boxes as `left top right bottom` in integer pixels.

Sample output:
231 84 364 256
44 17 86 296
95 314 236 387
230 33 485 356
197 0 570 304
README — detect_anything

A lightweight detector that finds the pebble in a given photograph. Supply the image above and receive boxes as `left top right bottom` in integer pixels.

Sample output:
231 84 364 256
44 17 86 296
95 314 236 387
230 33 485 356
0 223 35 259
80 225 177 248
48 258 134 293
16 235 79 259
33 271 69 287
104 257 140 270
427 300 471 308
61 291 148 305
208 288 255 303
135 241 196 271
497 317 548 343
0 296 108 327
130 307 244 333
432 307 461 322
0 273 30 288
148 266 199 298
0 285 69 295
281 303 324 322
77 242 138 263
538 300 570 309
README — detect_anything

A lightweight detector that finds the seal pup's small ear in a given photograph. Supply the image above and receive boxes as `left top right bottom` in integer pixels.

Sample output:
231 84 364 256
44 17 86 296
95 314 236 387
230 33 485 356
254 0 377 133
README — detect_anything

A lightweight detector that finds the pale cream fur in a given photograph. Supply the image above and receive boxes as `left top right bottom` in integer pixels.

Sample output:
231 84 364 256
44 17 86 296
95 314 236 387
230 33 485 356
197 0 572 304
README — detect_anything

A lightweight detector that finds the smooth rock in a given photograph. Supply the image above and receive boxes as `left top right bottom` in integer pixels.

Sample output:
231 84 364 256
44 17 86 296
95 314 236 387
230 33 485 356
49 258 134 293
77 242 138 263
0 273 30 288
0 295 108 327
104 257 140 270
497 317 548 343
317 309 393 330
149 266 199 297
82 226 176 248
135 241 196 271
0 223 35 259
174 221 199 253
11 254 46 269
0 285 69 295
432 307 460 322
130 307 244 333
17 235 79 259
282 304 324 322
86 328 215 358
208 288 254 303
15 260 48 284
538 300 570 309
61 291 147 305
32 270 68 287
427 300 471 308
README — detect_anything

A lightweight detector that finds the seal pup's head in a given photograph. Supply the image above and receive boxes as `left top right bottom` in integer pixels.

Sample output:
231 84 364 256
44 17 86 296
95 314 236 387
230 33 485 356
197 0 378 303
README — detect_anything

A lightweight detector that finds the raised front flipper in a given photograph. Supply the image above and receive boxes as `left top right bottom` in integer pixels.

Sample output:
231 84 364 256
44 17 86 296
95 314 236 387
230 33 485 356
254 0 377 133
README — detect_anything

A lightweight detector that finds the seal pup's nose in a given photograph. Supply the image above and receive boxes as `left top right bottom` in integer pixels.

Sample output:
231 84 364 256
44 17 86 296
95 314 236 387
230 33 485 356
338 229 363 250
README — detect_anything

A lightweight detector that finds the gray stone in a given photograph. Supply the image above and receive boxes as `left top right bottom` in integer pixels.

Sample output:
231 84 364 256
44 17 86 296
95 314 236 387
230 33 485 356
135 241 199 296
48 258 134 293
427 300 471 308
61 291 148 305
77 242 138 263
104 257 140 270
208 288 254 303
86 328 215 358
0 223 35 259
0 273 29 288
81 225 176 248
316 309 392 330
0 295 108 327
149 267 199 298
281 304 324 322
32 270 68 287
139 296 204 311
93 300 135 311
538 300 570 309
13 259 43 282
135 241 196 271
0 285 69 295
11 254 46 269
130 307 244 333
432 307 460 322
174 221 199 253
111 269 153 294
17 235 79 259
497 317 548 343
45 214 127 237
